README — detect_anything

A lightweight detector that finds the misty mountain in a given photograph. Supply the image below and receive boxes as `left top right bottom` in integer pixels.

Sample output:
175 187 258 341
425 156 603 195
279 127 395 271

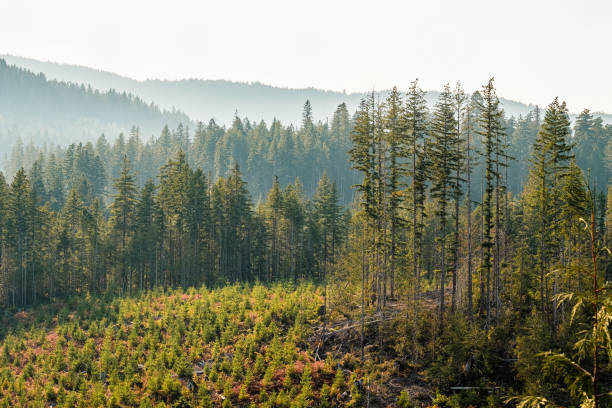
0 59 192 154
7 54 605 128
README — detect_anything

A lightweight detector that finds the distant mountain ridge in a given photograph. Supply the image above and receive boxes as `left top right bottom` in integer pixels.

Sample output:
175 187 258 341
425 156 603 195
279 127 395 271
0 58 191 154
6 54 609 127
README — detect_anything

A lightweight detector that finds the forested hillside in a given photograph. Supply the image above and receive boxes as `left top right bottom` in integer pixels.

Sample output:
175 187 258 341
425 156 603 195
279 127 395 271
4 101 358 204
0 152 346 306
5 89 612 206
8 54 604 127
4 56 612 205
0 60 191 154
0 78 610 407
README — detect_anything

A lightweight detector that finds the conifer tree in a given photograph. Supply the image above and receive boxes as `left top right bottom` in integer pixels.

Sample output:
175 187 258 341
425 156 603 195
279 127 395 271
282 179 306 281
266 176 283 281
463 92 480 319
7 168 34 306
429 84 458 331
350 95 377 222
525 98 573 318
133 179 158 290
349 93 376 363
186 168 209 287
451 82 466 312
0 172 8 305
315 172 342 333
110 155 137 294
61 188 85 294
86 198 104 293
373 99 387 308
158 151 192 287
404 80 428 330
493 108 509 320
476 79 504 325
330 103 352 201
226 164 252 282
384 87 406 299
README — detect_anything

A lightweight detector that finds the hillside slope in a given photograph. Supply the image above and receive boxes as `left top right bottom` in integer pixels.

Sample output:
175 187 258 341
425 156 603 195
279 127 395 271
5 54 594 126
0 59 192 152
0 284 414 407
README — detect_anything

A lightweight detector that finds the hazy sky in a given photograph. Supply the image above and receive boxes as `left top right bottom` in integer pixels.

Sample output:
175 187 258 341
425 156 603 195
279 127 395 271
1 0 611 112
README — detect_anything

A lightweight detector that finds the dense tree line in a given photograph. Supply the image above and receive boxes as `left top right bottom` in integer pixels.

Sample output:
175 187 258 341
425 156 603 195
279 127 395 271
339 78 611 407
7 100 612 212
345 79 611 327
0 151 346 307
1 76 611 407
5 102 358 206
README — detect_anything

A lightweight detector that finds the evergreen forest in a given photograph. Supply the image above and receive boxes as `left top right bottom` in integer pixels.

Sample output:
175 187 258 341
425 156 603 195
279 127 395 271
0 74 611 407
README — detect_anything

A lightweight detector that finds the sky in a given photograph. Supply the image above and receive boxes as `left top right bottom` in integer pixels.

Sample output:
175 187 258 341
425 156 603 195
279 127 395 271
1 0 611 113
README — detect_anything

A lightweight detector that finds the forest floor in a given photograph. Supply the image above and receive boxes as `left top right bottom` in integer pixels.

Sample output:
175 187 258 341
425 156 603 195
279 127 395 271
0 286 457 407
309 289 449 407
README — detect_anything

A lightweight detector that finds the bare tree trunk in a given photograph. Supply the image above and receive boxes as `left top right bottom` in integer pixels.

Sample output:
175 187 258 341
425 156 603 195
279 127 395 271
589 207 600 408
390 222 395 300
361 223 366 365
466 116 473 320
452 92 463 313
480 178 485 318
412 135 419 353
439 212 446 335
494 153 501 321
504 142 509 265
540 176 546 314
453 176 459 313
382 176 388 308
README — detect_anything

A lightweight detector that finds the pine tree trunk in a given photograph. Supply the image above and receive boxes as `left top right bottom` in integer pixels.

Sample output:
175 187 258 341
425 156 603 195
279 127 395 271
453 172 459 313
452 101 462 313
504 141 509 265
382 188 388 308
439 209 446 334
361 223 366 365
412 139 419 351
540 175 546 314
589 208 599 408
480 179 486 318
494 154 501 320
466 125 473 320
390 221 395 300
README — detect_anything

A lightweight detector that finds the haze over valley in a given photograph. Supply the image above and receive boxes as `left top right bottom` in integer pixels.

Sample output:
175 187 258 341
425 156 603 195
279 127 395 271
1 1 611 407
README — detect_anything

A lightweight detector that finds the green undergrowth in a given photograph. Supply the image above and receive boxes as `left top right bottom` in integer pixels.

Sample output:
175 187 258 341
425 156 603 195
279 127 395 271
0 283 372 407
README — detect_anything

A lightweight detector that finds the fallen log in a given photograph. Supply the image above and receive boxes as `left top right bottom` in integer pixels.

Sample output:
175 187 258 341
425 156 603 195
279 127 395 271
319 313 403 340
